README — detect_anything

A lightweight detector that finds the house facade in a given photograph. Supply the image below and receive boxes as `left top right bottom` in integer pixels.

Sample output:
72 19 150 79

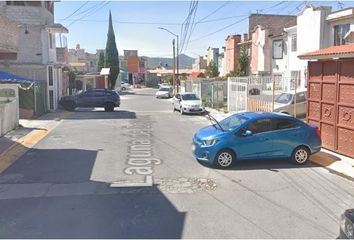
68 44 97 73
249 14 297 78
225 35 241 74
283 6 332 91
0 1 68 112
206 47 219 69
192 56 207 71
123 50 146 84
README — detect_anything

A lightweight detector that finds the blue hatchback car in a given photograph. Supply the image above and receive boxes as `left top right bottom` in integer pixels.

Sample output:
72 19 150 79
192 112 321 168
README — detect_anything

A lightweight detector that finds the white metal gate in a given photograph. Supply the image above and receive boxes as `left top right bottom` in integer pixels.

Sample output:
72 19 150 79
228 79 247 112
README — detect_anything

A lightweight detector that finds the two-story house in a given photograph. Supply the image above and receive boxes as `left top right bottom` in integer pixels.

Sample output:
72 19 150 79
249 13 297 83
0 1 68 112
283 6 332 91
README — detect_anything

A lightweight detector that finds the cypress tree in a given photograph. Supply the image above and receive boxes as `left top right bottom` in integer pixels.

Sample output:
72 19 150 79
104 11 119 89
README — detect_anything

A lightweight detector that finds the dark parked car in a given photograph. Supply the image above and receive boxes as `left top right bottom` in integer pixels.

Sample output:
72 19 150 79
59 88 120 112
340 209 354 239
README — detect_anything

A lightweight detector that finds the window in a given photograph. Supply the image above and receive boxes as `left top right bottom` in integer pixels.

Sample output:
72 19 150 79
45 1 54 14
49 90 54 110
334 24 350 46
290 70 301 90
272 118 298 130
244 118 272 134
273 40 283 59
291 34 297 52
48 66 53 86
295 92 306 103
49 33 54 49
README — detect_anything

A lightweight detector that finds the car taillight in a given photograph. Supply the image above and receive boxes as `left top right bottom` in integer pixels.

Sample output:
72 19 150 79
316 128 321 138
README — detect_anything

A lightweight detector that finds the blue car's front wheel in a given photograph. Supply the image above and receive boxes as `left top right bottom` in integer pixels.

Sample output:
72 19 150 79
215 149 235 168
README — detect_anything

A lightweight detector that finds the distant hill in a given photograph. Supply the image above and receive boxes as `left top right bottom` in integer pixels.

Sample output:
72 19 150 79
143 54 194 69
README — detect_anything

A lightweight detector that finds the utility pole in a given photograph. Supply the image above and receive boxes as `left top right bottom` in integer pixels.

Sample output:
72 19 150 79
158 27 179 93
172 39 176 95
176 35 179 93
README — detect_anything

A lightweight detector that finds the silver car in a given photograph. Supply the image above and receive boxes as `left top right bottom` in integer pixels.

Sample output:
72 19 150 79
155 86 173 98
274 90 307 117
172 92 205 115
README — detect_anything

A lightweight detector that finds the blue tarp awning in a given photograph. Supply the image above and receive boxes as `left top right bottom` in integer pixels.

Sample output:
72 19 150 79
0 71 45 85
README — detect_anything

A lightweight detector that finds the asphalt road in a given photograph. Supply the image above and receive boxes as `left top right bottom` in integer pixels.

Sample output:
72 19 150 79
0 88 353 238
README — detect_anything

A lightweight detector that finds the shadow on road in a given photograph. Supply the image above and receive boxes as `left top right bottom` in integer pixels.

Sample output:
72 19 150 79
0 145 186 238
65 109 137 120
198 158 321 171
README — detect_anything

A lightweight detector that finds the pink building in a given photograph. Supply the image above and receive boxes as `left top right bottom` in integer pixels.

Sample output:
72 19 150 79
250 26 272 75
225 35 242 74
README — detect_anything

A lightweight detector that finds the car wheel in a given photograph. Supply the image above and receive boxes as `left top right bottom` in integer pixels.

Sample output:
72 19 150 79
215 149 235 168
121 87 126 91
180 107 184 115
104 102 114 112
291 146 310 165
64 101 76 111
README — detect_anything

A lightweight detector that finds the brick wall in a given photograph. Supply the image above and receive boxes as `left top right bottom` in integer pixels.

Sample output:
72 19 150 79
0 16 19 53
225 35 241 73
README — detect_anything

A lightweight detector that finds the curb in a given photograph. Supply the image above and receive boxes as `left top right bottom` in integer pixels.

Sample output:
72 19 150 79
0 111 71 174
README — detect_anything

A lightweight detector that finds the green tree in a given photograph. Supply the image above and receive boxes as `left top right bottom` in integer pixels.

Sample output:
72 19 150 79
104 11 119 89
205 60 219 78
238 43 250 76
97 51 104 72
225 70 241 78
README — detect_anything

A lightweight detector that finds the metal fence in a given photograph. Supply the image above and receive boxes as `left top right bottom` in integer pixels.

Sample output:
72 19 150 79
228 75 305 112
182 78 227 109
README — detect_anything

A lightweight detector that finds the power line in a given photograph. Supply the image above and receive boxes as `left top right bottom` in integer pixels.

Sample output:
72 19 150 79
198 14 249 24
195 0 230 23
62 1 89 20
59 19 182 26
255 1 287 13
66 1 110 28
182 1 199 53
189 16 249 42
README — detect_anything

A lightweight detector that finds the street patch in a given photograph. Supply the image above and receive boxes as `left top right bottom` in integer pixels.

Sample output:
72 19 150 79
155 177 217 193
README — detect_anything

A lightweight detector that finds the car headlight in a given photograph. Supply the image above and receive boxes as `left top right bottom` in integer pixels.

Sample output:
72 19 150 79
202 139 218 147
341 214 354 239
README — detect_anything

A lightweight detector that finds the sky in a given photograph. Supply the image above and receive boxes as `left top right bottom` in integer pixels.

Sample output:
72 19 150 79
55 1 354 58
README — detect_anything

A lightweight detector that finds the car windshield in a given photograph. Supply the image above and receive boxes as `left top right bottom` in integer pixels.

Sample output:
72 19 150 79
181 94 199 100
159 87 170 92
219 114 249 131
275 93 293 104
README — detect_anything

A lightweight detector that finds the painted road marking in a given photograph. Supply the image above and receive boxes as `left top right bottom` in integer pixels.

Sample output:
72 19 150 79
110 176 153 188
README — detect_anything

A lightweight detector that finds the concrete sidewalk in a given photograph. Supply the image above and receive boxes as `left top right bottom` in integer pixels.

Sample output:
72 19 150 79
0 110 71 173
206 107 354 181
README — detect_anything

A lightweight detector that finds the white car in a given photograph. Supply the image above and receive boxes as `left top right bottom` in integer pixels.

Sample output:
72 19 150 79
274 90 307 117
172 92 205 115
156 86 173 98
120 82 131 91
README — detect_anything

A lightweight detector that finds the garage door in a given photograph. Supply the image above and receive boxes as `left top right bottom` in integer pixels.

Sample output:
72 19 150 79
307 59 354 158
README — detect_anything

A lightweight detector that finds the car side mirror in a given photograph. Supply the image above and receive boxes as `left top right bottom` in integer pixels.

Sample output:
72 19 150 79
242 130 253 137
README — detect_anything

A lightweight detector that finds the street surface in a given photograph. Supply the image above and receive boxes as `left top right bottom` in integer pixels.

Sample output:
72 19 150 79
0 88 353 238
